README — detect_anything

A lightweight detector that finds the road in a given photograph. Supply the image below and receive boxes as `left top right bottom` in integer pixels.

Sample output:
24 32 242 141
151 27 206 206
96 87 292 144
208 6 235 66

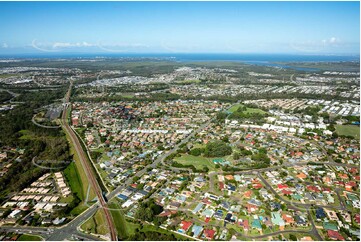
107 119 213 200
31 114 60 129
1 90 357 241
60 80 117 241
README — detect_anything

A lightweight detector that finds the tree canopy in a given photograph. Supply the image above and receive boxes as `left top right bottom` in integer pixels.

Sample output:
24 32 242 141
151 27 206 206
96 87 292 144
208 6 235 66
204 140 232 157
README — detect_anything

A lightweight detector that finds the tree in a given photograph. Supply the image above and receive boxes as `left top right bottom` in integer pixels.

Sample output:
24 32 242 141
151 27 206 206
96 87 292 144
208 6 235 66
204 140 232 157
203 165 209 173
222 136 229 143
289 234 297 241
189 148 202 156
86 122 94 128
233 152 240 160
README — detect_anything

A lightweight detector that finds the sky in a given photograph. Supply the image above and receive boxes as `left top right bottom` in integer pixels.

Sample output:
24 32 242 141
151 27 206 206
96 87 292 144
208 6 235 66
0 1 359 55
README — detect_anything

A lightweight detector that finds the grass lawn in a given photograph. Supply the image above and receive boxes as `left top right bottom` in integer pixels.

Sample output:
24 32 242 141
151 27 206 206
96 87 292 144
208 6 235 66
63 162 90 215
101 151 111 161
121 93 135 98
228 104 243 113
63 124 96 201
192 143 206 149
335 125 360 139
17 234 43 241
63 161 96 215
75 127 87 138
141 224 190 240
18 130 38 140
228 104 266 115
96 164 109 181
182 79 201 84
64 162 86 201
108 200 135 239
81 209 109 235
174 154 217 171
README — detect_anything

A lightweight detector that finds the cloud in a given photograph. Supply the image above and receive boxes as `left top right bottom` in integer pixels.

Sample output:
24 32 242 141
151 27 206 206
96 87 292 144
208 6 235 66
31 39 59 52
290 37 343 53
30 39 149 52
329 37 338 44
97 42 149 52
31 39 97 52
2 43 8 48
52 41 95 48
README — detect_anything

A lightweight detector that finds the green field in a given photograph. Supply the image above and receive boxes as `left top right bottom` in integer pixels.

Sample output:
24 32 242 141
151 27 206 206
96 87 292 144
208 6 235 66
177 79 201 84
174 154 217 170
63 117 96 200
140 224 190 240
17 234 43 241
81 209 109 235
228 104 266 114
335 125 360 139
63 162 90 215
121 93 135 98
18 130 39 140
108 201 138 239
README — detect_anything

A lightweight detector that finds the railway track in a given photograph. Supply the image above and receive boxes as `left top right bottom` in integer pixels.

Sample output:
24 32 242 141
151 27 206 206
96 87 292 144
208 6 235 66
61 81 117 241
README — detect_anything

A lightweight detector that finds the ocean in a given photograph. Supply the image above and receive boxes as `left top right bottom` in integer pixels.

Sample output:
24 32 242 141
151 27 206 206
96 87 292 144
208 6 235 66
0 53 359 72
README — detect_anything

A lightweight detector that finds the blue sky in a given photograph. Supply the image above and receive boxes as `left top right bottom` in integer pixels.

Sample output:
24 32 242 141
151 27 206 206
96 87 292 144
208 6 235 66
0 1 359 55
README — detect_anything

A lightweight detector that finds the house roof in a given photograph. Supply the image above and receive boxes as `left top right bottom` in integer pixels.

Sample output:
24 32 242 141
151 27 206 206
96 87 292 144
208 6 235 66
239 219 249 229
181 221 193 231
219 182 225 190
323 222 338 231
192 225 203 237
203 229 216 240
316 207 326 219
244 190 252 198
271 211 285 226
251 219 262 229
327 230 345 241
277 184 288 189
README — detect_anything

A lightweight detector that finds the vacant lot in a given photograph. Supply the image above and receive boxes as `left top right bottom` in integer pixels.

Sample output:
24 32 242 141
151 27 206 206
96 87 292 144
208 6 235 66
335 125 360 139
174 154 216 170
228 104 266 114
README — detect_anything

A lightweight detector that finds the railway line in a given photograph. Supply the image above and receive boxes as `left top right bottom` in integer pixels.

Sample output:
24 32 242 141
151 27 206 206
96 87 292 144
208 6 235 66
61 80 117 241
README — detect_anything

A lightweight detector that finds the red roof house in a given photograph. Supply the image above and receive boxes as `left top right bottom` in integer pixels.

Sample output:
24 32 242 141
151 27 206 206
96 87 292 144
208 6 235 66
327 230 345 241
181 221 193 231
203 229 216 240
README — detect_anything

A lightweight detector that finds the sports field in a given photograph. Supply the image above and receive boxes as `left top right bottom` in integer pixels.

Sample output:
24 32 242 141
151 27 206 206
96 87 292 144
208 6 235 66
335 125 360 139
174 154 216 170
228 104 266 114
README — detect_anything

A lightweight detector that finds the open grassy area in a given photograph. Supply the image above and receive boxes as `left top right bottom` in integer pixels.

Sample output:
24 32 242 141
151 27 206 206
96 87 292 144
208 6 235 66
228 104 266 114
177 79 201 84
121 93 135 98
63 112 96 201
0 73 20 78
335 125 360 139
63 137 97 214
108 200 136 239
174 154 217 170
63 162 90 215
75 127 87 139
18 130 38 140
81 209 109 235
17 234 43 241
96 164 110 182
140 224 190 240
